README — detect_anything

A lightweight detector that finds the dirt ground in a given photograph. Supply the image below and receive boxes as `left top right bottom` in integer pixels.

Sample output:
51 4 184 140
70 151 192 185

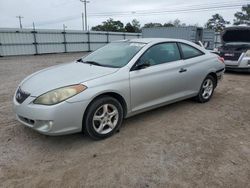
0 53 249 188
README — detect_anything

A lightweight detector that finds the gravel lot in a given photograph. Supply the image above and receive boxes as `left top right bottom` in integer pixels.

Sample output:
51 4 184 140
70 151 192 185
0 53 250 187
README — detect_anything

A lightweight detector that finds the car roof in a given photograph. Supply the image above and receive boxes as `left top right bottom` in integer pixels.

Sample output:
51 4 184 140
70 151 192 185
129 38 192 44
115 38 208 53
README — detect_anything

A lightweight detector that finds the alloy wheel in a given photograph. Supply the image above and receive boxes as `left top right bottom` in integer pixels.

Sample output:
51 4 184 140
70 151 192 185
92 104 119 135
202 79 214 100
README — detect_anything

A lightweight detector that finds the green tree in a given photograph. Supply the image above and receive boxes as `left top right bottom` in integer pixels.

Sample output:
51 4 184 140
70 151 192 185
205 14 230 32
143 19 187 28
91 18 125 32
131 19 141 32
234 4 250 25
125 23 135 32
143 22 163 28
163 22 174 27
163 19 186 27
125 19 141 32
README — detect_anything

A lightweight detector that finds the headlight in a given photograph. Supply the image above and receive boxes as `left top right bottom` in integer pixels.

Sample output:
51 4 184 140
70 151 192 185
245 50 250 57
34 84 87 105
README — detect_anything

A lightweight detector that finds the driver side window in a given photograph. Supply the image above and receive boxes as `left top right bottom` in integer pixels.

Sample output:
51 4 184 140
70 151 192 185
139 42 181 66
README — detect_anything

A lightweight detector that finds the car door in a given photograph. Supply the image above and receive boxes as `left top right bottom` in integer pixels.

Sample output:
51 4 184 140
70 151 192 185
129 42 186 112
178 43 207 93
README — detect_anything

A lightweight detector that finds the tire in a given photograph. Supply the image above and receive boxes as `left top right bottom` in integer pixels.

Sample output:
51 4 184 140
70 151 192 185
195 75 216 103
83 96 123 140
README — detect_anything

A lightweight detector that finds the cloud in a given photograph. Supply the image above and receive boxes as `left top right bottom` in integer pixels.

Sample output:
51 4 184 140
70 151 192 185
0 0 245 30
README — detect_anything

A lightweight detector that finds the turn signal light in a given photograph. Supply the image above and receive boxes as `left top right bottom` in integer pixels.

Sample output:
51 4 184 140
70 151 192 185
218 56 225 64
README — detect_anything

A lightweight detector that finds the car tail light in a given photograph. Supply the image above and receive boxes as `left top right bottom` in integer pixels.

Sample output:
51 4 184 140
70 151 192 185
218 56 225 64
245 50 250 57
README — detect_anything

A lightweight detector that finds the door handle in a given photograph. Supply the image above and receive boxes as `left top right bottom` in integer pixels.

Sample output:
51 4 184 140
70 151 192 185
179 68 187 73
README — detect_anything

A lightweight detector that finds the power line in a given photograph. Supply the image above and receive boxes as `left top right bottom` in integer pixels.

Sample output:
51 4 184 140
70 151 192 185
88 0 250 16
88 2 250 17
104 6 244 18
27 1 249 27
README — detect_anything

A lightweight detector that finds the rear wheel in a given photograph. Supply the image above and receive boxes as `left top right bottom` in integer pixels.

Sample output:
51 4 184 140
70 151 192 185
83 96 123 140
195 75 215 103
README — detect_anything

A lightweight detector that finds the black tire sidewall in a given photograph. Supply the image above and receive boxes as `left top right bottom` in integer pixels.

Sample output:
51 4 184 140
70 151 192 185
197 75 215 103
84 96 123 140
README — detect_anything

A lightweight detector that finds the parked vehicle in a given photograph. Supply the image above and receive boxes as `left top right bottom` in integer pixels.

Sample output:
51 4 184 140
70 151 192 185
13 38 225 139
218 26 250 72
142 26 215 50
195 41 220 55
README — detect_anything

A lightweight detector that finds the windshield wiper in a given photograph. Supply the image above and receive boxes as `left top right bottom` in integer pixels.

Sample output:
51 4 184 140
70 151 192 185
76 58 84 63
77 59 102 66
77 58 119 68
83 61 102 66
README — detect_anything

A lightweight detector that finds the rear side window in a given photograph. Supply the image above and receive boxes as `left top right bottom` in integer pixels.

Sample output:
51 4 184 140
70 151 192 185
179 43 204 59
139 43 181 66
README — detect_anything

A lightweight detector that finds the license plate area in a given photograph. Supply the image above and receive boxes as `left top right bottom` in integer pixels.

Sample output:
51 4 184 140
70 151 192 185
224 53 234 57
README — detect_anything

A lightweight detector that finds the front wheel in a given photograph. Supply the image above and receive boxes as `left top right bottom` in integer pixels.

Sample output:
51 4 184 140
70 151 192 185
83 96 123 140
195 75 215 103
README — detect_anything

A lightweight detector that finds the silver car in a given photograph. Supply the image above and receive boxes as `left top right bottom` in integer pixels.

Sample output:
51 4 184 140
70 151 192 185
13 38 225 139
219 26 250 72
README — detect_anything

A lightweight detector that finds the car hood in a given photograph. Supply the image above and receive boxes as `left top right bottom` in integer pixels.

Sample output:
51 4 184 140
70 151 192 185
221 27 250 44
20 62 119 96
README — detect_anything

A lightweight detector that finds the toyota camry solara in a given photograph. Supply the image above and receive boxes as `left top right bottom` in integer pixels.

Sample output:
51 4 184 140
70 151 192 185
13 38 225 139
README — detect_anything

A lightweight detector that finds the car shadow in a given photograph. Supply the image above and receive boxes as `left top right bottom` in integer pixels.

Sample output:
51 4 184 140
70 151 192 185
16 98 198 152
225 70 250 75
122 99 195 126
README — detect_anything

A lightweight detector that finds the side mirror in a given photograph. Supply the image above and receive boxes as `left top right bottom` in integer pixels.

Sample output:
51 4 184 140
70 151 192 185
134 60 151 70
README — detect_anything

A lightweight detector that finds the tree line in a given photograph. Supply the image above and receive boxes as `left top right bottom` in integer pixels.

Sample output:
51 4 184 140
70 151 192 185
91 4 250 33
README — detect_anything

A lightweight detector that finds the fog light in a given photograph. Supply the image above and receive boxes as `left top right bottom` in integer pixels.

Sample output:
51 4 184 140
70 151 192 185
36 120 54 132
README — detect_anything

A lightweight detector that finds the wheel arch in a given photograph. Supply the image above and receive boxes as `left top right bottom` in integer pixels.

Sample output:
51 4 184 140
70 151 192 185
82 91 128 129
207 72 218 87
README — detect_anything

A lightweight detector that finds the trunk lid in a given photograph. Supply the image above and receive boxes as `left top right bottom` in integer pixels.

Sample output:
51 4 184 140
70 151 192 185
221 26 250 44
220 27 250 63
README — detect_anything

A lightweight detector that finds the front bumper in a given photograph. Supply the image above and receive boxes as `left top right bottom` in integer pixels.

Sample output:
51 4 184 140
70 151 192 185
13 96 90 135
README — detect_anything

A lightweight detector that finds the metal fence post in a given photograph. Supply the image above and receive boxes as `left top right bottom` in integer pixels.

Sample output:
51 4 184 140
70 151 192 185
62 31 67 53
31 30 38 55
106 32 109 43
123 33 126 40
87 31 91 52
0 43 2 57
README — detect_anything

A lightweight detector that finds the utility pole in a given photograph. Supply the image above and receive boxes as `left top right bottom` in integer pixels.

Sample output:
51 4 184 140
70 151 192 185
80 0 90 30
16 15 24 29
81 12 84 31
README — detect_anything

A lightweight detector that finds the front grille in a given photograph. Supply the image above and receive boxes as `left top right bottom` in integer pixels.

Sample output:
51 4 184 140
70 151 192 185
18 115 35 125
16 87 30 104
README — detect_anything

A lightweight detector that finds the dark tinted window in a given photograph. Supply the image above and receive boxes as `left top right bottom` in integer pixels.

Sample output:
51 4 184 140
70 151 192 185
180 43 204 59
139 43 181 66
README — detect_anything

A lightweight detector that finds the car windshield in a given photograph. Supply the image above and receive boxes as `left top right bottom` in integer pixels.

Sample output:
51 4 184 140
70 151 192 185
82 42 146 68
